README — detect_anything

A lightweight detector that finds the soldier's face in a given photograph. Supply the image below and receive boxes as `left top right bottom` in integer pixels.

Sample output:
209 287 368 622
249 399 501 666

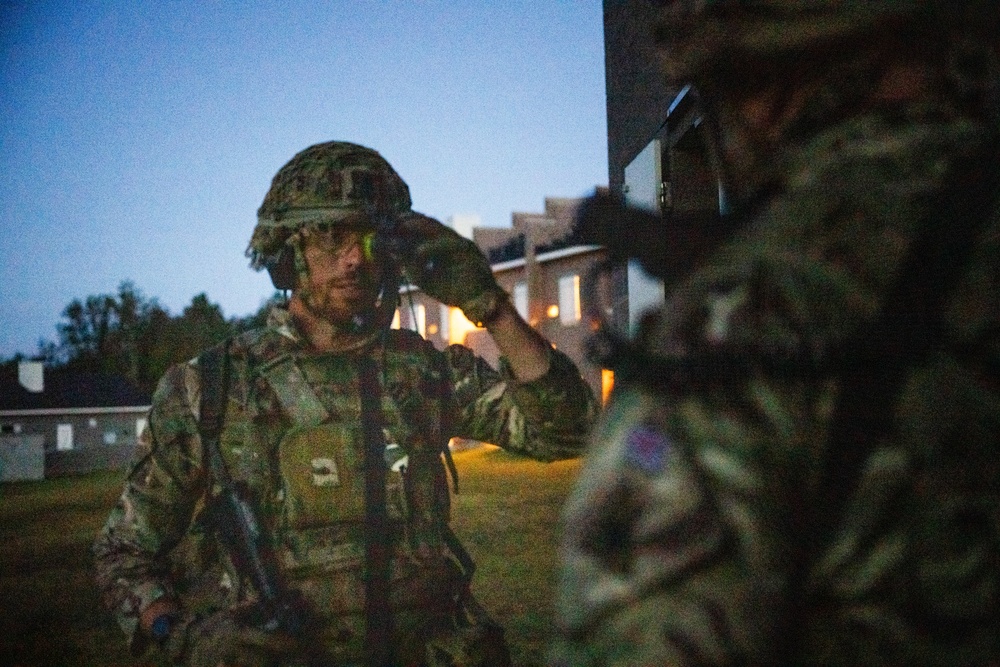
297 227 382 324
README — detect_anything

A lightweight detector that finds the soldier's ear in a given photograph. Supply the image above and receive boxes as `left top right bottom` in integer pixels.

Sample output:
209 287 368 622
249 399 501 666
266 245 297 291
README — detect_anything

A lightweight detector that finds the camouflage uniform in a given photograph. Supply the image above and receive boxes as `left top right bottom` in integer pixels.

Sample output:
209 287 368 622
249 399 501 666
554 3 1000 665
95 140 598 666
94 306 595 665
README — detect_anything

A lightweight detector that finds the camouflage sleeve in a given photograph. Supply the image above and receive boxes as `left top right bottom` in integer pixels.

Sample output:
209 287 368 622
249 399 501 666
92 360 207 645
445 344 598 461
552 371 824 666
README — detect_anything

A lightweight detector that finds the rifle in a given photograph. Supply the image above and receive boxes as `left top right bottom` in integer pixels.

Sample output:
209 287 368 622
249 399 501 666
573 191 737 374
574 190 734 283
198 342 305 635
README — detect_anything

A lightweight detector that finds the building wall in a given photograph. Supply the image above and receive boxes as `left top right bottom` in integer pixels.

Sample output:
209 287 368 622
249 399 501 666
603 1 723 330
603 0 678 196
46 441 135 477
0 435 45 481
496 248 607 400
0 408 148 477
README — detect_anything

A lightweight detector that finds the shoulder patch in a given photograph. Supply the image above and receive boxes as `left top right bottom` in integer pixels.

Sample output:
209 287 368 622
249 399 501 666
623 424 672 474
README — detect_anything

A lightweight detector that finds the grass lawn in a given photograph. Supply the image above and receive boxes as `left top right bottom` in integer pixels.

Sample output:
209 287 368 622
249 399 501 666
0 445 582 666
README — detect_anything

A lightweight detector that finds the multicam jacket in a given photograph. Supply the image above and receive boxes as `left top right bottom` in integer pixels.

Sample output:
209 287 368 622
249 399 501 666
554 102 1000 664
94 308 596 661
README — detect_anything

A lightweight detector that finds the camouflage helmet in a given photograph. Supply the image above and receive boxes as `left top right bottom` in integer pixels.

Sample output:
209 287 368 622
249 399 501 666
655 1 994 84
247 141 412 275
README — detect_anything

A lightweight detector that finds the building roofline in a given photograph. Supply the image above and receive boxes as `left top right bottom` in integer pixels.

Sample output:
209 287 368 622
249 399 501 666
0 405 151 418
492 244 603 273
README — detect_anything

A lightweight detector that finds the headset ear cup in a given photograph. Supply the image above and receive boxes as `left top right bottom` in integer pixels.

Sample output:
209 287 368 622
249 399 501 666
267 246 297 290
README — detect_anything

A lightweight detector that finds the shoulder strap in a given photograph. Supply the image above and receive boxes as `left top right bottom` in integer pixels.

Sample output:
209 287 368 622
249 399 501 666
257 355 330 428
355 355 394 667
198 340 231 459
435 349 461 495
817 128 1000 549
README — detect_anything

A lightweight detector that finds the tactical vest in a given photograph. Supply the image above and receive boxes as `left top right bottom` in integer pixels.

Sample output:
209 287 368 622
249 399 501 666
196 327 470 662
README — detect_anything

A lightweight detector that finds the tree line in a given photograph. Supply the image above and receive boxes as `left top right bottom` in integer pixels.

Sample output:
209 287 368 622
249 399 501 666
6 281 282 395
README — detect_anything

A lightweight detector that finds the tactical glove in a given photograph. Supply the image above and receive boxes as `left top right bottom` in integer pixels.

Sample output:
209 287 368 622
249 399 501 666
173 608 301 667
395 212 508 326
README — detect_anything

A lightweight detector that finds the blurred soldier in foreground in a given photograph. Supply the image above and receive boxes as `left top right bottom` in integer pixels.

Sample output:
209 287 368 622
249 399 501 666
554 2 999 665
94 141 597 667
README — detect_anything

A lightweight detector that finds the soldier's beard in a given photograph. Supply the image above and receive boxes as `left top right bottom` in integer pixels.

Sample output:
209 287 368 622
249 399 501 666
297 273 382 335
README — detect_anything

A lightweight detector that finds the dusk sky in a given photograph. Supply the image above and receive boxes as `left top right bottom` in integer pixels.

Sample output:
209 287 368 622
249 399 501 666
1 1 608 359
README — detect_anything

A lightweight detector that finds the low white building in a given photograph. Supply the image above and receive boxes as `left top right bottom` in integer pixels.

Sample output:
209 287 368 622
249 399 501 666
0 361 151 479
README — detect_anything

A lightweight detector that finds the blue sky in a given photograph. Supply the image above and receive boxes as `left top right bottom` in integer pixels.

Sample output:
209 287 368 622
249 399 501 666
1 1 608 359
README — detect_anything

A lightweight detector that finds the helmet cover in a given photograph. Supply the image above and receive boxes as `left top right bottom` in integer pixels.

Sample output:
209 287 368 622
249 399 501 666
247 141 412 272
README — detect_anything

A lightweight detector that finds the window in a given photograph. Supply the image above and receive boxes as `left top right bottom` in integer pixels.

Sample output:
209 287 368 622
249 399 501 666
513 282 528 319
602 369 615 405
448 306 477 346
558 274 582 325
136 418 148 439
624 137 666 333
103 431 118 445
411 304 426 338
395 303 427 337
56 424 74 451
438 304 450 342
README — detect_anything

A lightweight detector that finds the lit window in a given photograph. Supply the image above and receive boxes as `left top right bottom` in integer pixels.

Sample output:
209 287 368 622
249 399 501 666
88 418 98 428
558 274 581 325
103 431 118 445
396 303 427 337
448 306 477 345
513 282 528 319
412 304 426 338
136 418 148 439
602 369 615 404
56 424 74 451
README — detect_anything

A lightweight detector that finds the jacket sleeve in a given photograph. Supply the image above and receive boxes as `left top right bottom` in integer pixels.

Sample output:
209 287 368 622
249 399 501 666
552 376 810 666
92 361 207 646
445 344 598 461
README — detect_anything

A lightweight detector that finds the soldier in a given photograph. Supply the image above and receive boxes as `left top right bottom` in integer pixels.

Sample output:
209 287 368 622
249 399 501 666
554 2 999 665
94 141 598 667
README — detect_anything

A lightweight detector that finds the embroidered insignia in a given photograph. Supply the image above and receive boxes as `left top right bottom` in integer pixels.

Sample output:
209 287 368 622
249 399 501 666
311 457 339 486
623 425 671 474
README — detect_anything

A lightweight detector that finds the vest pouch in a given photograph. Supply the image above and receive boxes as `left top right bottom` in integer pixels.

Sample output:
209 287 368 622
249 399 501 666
279 422 365 529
